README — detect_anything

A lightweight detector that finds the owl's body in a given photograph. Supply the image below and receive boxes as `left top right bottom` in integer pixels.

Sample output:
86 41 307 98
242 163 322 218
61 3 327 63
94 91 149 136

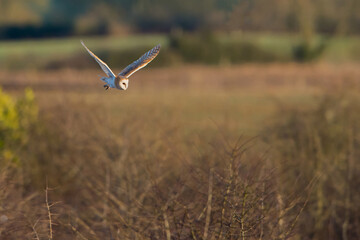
101 75 129 90
81 41 160 91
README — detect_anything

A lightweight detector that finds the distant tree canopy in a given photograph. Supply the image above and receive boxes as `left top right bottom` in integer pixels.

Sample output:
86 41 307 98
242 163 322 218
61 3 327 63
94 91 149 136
0 0 359 39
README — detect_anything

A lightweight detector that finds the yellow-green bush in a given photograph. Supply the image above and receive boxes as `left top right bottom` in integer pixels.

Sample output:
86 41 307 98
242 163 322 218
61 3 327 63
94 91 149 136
0 88 37 164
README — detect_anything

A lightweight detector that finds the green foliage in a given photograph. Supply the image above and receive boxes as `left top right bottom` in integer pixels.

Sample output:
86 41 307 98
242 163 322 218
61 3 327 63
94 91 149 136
0 88 37 165
293 38 328 62
170 31 283 64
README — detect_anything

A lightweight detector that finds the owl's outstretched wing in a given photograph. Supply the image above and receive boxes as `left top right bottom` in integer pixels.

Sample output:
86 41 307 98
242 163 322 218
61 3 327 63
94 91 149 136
81 40 115 78
119 44 161 78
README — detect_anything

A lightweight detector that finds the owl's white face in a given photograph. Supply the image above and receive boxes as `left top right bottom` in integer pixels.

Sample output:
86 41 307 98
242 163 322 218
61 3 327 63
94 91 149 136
119 79 129 90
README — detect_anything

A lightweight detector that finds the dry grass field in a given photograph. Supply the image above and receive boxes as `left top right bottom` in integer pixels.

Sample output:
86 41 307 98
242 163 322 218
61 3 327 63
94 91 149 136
3 63 359 135
1 63 360 239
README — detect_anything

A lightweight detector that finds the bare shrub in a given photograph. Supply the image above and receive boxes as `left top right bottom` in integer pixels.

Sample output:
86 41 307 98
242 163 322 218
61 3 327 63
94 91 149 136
263 92 360 239
0 99 305 239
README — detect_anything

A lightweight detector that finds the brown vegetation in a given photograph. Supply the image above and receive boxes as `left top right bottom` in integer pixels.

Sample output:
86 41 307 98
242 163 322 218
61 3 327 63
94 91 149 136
0 63 360 239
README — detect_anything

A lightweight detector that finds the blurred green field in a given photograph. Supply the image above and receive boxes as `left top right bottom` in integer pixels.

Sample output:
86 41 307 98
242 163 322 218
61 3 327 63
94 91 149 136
0 34 168 69
222 32 360 62
0 34 167 58
0 33 359 69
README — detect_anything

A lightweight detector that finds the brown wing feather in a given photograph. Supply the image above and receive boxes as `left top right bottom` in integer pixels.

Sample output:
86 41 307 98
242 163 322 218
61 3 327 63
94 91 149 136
119 44 161 78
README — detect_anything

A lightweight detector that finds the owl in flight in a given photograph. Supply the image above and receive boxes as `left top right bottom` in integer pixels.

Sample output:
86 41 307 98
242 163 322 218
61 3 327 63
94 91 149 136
81 41 161 90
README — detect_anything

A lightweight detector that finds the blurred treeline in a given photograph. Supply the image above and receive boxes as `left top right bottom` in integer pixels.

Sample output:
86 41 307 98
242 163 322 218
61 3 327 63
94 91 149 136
0 0 359 39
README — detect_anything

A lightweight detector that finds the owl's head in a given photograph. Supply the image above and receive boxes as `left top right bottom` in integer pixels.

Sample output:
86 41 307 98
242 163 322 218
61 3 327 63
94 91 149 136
119 79 129 90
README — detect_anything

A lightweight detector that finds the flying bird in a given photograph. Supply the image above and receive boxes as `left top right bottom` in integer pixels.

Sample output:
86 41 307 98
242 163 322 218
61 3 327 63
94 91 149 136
81 41 161 90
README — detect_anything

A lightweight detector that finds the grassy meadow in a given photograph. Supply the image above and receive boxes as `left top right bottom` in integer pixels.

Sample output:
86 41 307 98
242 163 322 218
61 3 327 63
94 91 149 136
1 34 360 239
1 32 359 69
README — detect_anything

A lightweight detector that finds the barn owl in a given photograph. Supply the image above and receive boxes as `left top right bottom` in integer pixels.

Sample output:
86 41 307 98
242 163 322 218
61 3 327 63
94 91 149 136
81 41 161 90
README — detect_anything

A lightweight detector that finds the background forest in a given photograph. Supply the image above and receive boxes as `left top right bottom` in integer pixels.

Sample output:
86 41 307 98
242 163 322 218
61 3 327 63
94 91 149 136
0 0 359 38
